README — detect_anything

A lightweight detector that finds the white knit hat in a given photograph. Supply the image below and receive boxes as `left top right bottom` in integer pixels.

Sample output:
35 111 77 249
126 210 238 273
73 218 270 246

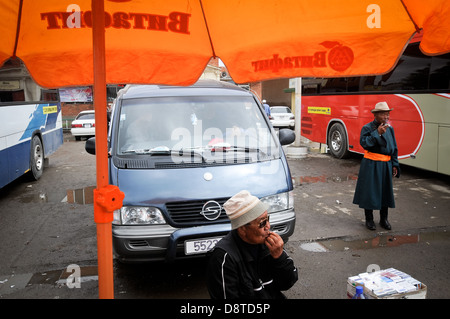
223 190 269 230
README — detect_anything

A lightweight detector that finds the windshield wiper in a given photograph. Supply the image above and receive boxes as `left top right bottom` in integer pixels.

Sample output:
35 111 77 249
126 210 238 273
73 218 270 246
175 147 208 161
225 146 268 156
122 146 208 161
122 146 171 155
121 149 149 154
122 146 270 161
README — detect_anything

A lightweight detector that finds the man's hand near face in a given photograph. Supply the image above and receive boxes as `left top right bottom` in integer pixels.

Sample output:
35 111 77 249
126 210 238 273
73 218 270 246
265 231 284 259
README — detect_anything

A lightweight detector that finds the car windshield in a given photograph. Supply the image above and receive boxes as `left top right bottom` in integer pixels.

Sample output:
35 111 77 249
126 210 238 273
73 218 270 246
76 113 95 120
115 96 280 162
271 107 291 113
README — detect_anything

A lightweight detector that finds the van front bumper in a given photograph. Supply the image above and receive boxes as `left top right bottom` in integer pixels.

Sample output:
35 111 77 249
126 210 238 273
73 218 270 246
112 209 295 262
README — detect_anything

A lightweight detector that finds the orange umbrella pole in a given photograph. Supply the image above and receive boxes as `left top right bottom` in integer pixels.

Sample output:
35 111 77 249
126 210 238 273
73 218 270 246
92 0 124 299
93 185 123 298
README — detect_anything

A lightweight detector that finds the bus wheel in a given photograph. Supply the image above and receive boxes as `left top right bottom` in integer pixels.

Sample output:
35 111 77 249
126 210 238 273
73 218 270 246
30 135 44 180
328 123 349 159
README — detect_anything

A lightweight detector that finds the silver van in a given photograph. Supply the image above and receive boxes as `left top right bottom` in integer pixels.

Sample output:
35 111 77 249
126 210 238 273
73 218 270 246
86 80 296 262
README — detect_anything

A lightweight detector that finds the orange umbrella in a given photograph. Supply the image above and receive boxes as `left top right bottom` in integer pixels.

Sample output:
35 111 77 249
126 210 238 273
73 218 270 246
1 0 449 87
1 0 449 299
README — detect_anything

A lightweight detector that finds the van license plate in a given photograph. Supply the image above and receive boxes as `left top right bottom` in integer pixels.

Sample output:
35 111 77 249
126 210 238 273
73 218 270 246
184 237 222 255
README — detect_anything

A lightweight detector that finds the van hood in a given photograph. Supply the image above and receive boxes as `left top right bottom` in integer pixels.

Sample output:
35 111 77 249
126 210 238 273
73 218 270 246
113 160 291 205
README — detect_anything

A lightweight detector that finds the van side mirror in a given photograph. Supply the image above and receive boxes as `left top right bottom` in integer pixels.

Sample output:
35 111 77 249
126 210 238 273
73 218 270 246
278 129 295 145
85 137 96 155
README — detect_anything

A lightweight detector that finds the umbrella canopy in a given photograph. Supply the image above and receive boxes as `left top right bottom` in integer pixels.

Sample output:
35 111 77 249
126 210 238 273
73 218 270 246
1 0 449 88
1 0 449 299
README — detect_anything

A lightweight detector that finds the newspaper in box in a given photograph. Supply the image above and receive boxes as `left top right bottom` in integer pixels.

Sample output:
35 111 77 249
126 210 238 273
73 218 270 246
347 268 427 299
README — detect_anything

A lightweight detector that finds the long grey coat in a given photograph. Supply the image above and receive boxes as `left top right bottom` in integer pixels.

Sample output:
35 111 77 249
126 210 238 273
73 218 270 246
353 120 400 210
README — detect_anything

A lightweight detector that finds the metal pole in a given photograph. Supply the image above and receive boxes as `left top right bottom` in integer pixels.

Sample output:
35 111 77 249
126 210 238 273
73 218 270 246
92 0 114 299
294 77 302 147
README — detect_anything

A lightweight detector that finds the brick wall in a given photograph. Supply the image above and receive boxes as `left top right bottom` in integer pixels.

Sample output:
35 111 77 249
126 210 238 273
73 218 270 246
250 82 262 101
262 78 291 107
61 102 94 119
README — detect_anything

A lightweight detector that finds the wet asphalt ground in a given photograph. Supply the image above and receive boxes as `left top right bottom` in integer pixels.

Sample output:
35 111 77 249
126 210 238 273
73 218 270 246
0 133 449 300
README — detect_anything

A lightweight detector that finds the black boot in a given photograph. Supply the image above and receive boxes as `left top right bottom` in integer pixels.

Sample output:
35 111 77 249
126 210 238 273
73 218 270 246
380 207 391 230
364 209 376 230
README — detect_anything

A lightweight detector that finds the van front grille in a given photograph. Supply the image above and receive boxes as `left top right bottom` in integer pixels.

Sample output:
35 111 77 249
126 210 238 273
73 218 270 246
166 198 230 227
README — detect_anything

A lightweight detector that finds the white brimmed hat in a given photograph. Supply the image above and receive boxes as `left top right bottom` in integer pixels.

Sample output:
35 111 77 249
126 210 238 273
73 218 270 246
371 101 393 113
223 190 269 230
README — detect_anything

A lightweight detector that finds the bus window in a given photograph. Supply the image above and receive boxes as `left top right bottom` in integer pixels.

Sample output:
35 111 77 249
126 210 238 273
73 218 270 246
320 78 348 93
380 44 431 91
346 77 360 92
429 55 450 90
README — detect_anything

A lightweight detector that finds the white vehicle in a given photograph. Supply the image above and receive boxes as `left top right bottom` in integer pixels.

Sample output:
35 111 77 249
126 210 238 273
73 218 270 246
71 110 95 140
270 106 295 128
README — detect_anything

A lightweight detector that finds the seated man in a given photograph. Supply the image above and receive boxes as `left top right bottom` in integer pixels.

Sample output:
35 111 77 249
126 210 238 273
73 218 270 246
207 190 298 299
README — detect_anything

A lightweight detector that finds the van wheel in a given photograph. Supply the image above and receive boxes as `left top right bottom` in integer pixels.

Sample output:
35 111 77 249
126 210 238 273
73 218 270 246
30 135 44 180
327 123 349 159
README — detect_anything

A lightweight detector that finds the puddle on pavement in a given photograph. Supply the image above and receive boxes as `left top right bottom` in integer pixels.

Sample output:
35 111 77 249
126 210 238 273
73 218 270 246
28 266 97 287
17 185 96 204
18 193 48 203
0 265 98 297
292 173 358 186
65 186 96 204
300 229 450 252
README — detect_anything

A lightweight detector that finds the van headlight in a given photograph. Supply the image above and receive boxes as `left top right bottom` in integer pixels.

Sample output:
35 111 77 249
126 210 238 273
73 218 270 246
260 191 294 213
113 206 166 225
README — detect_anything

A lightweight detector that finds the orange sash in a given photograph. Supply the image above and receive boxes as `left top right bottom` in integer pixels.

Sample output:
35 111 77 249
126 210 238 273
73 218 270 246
364 150 391 162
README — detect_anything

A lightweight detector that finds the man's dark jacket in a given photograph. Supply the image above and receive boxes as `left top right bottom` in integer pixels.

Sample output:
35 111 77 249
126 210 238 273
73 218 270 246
206 230 298 299
353 120 400 210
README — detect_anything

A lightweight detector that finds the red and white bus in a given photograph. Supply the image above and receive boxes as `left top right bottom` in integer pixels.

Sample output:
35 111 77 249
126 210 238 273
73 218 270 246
300 37 450 175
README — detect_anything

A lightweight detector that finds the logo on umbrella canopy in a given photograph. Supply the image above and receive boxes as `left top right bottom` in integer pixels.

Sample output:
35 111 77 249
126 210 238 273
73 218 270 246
320 41 354 71
251 41 354 74
41 5 191 34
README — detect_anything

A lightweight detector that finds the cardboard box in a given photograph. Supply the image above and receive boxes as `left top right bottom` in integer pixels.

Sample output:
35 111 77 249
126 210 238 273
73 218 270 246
347 268 427 299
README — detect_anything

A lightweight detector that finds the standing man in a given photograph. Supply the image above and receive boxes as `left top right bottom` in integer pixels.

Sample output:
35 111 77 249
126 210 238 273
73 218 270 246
263 99 271 118
353 102 400 230
207 190 298 299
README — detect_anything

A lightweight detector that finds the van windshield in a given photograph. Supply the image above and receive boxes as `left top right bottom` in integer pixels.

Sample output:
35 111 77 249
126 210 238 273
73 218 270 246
116 96 280 162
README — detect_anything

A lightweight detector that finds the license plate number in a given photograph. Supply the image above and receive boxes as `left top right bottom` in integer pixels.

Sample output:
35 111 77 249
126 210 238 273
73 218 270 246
84 124 92 128
184 237 222 255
